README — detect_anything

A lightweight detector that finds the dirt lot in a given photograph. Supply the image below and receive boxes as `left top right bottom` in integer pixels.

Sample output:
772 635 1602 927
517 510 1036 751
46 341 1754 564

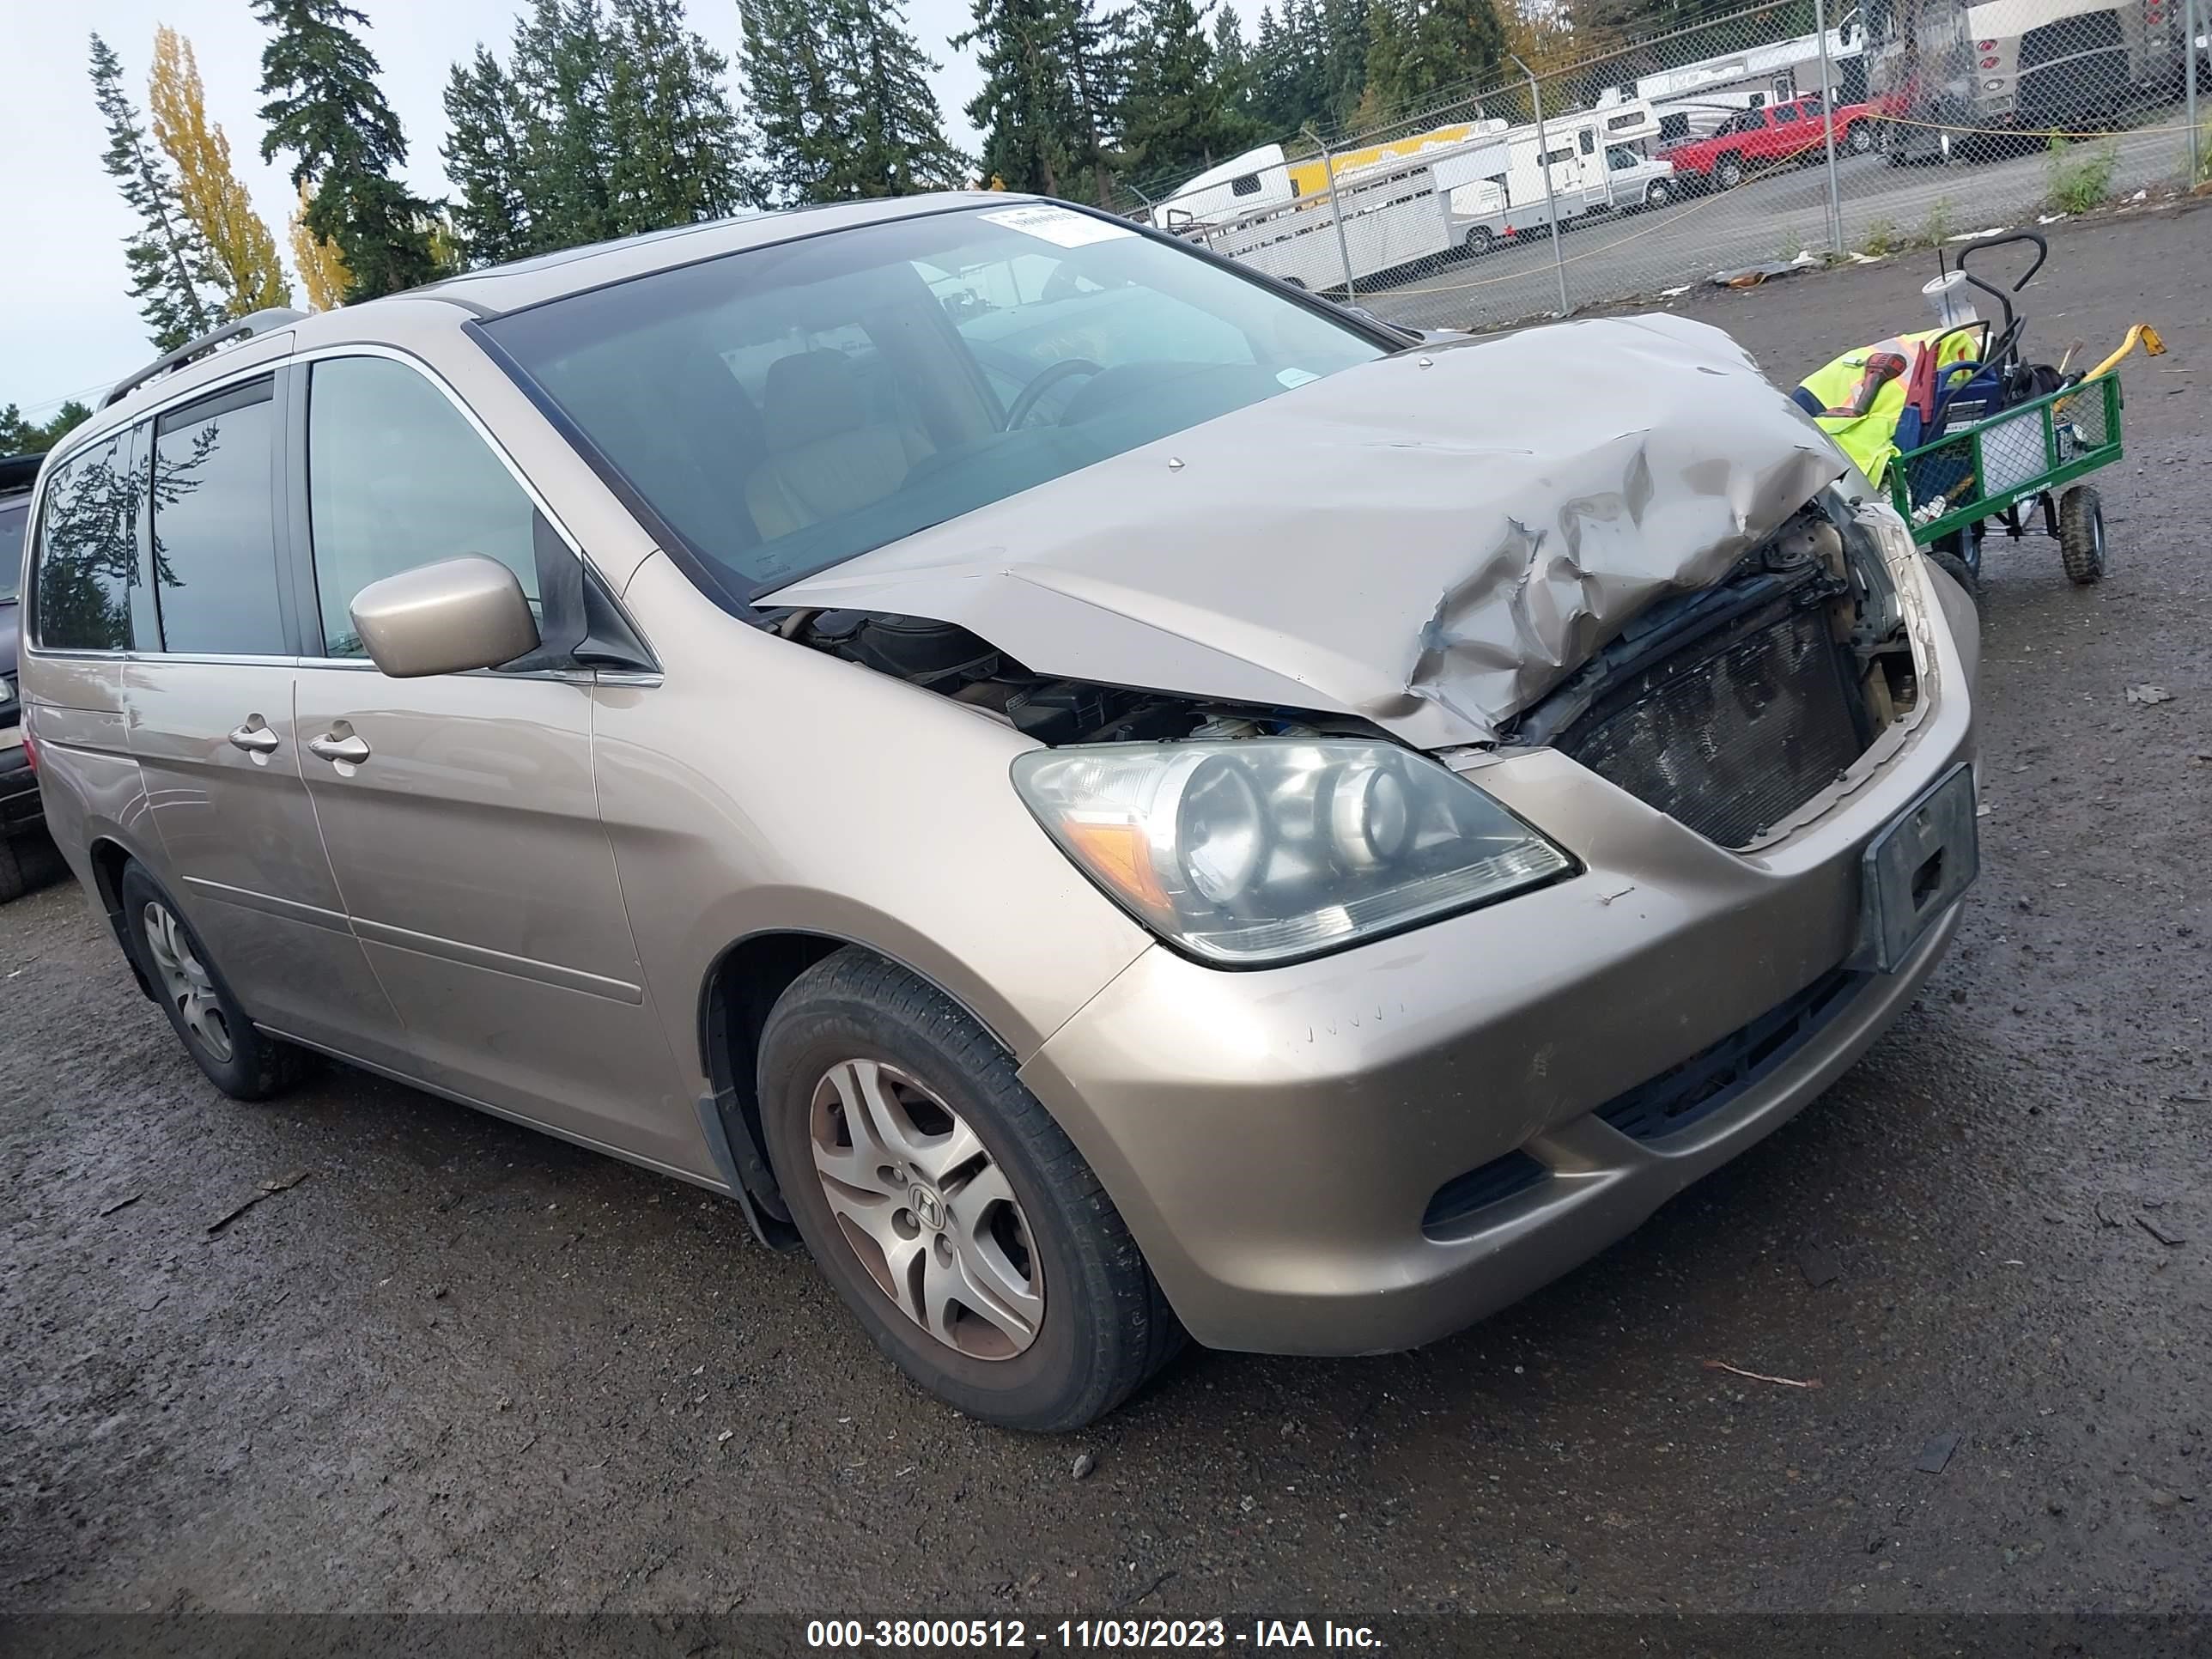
3 205 2208 1638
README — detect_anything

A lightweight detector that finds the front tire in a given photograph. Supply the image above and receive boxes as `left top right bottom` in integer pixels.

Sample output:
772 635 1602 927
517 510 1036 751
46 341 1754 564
757 949 1182 1431
1464 224 1496 256
1644 179 1672 208
118 862 308 1101
1717 157 1746 189
1847 121 1873 155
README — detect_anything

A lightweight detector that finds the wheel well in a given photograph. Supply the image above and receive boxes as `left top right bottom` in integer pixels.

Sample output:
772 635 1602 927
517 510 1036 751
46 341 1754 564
697 932 1020 1237
88 839 131 917
87 839 156 1001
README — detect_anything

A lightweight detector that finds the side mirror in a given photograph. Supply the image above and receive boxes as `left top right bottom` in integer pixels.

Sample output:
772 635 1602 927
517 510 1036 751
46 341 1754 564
349 556 540 679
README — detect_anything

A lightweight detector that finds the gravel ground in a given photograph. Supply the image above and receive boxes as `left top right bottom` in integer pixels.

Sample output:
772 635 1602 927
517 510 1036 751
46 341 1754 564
3 204 2208 1635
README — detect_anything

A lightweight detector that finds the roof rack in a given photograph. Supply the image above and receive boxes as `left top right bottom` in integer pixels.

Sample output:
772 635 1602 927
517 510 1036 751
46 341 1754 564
103 307 308 410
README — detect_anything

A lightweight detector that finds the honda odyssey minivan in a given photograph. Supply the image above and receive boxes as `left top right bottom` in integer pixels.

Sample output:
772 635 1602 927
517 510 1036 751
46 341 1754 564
17 194 1979 1430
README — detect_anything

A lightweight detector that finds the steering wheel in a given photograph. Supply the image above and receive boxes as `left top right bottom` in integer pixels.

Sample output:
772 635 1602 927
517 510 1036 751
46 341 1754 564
1005 357 1104 429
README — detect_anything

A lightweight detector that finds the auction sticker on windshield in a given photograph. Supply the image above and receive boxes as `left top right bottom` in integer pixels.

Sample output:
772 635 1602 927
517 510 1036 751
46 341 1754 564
976 204 1135 247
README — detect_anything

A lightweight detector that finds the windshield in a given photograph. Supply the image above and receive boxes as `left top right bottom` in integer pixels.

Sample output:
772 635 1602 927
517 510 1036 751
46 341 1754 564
483 204 1387 599
0 500 27 604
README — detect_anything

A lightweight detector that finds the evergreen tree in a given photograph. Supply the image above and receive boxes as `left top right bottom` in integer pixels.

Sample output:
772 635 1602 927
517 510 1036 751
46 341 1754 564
441 46 535 266
509 0 621 249
832 0 972 196
1358 0 1416 120
735 0 840 201
1122 0 1249 179
149 27 292 317
955 0 1086 195
1212 5 1255 126
1058 0 1134 205
0 402 94 458
1250 6 1294 129
88 33 216 352
1401 0 1509 107
1318 0 1370 121
605 0 753 230
254 0 438 301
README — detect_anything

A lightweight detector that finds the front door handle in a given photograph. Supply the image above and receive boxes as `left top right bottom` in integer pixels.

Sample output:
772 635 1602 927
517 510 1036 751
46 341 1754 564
306 729 371 766
228 718 281 754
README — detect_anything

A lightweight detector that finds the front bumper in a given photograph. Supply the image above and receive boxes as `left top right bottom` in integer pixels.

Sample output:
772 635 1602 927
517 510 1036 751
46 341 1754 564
0 738 41 835
1021 562 1976 1355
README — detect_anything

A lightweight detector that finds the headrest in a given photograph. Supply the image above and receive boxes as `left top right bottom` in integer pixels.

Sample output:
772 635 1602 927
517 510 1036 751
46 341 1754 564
763 349 868 453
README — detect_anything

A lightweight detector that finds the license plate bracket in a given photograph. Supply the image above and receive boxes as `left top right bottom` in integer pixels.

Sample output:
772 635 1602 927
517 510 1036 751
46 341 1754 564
1850 762 1979 973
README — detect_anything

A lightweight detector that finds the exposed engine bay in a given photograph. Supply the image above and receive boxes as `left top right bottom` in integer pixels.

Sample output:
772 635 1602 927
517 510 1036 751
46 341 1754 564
771 605 1376 748
771 488 1919 854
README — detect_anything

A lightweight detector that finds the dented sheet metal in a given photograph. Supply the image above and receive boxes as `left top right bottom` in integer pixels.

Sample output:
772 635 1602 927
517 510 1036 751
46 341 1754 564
763 313 1846 749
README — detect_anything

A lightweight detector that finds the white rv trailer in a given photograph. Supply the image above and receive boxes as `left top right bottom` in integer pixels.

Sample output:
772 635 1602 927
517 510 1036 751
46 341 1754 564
1185 101 1665 290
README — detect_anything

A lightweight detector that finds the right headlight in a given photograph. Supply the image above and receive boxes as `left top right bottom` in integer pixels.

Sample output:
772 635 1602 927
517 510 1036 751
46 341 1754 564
1012 739 1574 966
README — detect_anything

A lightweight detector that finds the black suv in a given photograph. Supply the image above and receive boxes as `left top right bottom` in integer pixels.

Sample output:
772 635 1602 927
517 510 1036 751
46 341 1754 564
2 451 43 900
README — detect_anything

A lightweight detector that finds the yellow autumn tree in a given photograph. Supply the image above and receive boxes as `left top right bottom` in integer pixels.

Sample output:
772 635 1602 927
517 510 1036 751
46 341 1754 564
149 27 291 318
289 182 352 310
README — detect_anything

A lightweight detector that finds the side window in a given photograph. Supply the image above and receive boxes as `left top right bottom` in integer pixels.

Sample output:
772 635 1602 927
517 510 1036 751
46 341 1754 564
33 429 141 653
305 356 539 659
1578 129 1595 155
1773 103 1801 124
149 379 288 655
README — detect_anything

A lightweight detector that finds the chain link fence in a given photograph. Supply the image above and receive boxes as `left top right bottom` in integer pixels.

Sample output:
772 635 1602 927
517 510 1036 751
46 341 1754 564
1127 0 2207 332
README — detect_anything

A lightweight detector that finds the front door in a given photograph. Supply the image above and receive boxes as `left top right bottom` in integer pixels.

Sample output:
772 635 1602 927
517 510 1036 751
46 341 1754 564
289 352 692 1169
123 373 404 1058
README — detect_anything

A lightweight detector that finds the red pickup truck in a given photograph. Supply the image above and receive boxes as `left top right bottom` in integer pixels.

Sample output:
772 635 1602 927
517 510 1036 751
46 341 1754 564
1664 94 1881 191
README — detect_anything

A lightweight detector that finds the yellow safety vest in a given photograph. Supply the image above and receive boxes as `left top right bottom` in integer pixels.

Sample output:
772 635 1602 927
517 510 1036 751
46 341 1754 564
1799 327 1982 486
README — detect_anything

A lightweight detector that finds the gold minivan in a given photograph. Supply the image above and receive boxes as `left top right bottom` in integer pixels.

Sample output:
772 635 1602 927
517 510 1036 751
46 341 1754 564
17 196 1980 1430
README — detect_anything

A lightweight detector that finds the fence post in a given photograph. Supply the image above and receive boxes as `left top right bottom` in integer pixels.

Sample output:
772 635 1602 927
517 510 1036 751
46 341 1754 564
2189 0 2202 187
1510 54 1571 318
1305 125 1358 301
1814 0 1846 254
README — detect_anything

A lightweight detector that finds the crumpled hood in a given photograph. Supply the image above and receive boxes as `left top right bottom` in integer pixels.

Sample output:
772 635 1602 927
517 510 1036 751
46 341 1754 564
763 313 1845 749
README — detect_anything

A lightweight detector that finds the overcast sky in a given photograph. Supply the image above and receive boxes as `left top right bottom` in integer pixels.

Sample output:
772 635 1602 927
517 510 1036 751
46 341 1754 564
0 0 987 419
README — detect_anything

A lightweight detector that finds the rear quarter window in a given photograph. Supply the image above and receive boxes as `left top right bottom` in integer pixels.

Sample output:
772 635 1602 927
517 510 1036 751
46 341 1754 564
33 431 143 652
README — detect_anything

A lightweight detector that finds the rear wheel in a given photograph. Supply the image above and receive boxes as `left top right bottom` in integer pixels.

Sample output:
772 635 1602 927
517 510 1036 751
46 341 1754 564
2058 485 2106 584
119 862 307 1100
757 949 1182 1431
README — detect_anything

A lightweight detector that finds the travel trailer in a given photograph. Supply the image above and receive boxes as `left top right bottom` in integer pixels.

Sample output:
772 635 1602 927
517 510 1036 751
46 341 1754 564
1183 101 1667 291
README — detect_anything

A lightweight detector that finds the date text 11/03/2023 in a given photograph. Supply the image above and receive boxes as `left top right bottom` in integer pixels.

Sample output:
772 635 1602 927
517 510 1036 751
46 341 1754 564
805 1619 1387 1649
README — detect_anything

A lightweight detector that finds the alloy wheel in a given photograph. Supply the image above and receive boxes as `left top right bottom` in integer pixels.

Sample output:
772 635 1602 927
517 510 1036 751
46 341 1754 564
142 901 233 1062
808 1059 1043 1360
